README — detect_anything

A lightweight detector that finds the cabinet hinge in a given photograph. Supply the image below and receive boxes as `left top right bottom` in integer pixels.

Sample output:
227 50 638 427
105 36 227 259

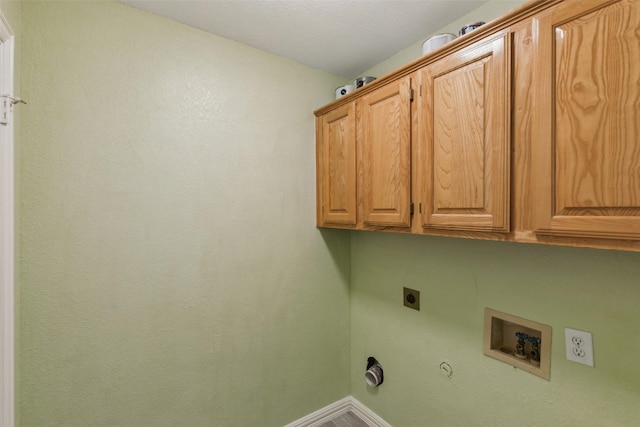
410 202 414 215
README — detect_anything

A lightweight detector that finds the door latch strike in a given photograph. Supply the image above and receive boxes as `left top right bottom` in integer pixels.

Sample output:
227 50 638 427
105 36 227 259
0 95 26 126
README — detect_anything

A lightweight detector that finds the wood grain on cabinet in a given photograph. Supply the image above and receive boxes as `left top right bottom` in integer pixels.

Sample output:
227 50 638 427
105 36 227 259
533 0 640 240
314 0 640 252
358 76 412 228
419 32 512 232
317 102 357 227
511 18 537 238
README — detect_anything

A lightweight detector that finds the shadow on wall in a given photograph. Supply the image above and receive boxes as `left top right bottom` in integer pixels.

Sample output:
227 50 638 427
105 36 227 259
319 228 352 287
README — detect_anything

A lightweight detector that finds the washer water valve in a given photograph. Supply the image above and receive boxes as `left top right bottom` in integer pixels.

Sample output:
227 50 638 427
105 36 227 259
515 332 529 359
528 336 541 366
514 332 541 366
483 308 551 380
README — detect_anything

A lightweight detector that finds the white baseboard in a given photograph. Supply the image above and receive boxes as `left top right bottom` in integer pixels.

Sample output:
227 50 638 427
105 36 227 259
284 396 391 427
348 397 392 427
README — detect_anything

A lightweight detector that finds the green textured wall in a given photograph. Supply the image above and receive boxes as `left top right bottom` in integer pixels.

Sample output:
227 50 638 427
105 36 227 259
352 2 640 425
350 234 640 426
16 1 640 426
18 2 349 426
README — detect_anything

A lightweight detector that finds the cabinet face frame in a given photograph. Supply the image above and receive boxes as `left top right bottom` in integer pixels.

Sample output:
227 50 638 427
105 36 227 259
317 102 357 227
419 31 512 233
358 76 413 228
533 0 640 240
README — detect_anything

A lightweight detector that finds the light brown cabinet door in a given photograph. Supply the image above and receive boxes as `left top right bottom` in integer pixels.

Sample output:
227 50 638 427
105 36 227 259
317 102 357 226
358 77 412 227
533 0 640 240
419 32 511 232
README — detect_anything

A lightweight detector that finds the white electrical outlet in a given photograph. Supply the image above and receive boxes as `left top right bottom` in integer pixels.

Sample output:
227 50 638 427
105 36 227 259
565 328 594 367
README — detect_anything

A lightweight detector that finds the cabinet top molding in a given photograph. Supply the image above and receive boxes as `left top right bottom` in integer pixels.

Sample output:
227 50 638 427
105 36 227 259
314 0 561 117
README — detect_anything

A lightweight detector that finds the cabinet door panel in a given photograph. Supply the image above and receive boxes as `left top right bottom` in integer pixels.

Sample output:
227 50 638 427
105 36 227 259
318 102 357 226
421 32 511 232
534 0 640 239
359 77 412 227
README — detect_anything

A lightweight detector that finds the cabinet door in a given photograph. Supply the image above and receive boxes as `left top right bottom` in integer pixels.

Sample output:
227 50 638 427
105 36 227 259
533 0 640 240
358 77 412 227
419 32 511 232
317 102 357 226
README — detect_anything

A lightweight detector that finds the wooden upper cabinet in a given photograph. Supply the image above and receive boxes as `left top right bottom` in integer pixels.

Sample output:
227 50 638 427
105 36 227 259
533 0 640 240
419 32 512 232
314 0 640 250
358 76 412 228
317 102 357 227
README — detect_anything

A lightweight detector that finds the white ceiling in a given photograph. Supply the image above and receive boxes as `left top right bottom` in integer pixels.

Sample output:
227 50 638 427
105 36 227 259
120 0 489 79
